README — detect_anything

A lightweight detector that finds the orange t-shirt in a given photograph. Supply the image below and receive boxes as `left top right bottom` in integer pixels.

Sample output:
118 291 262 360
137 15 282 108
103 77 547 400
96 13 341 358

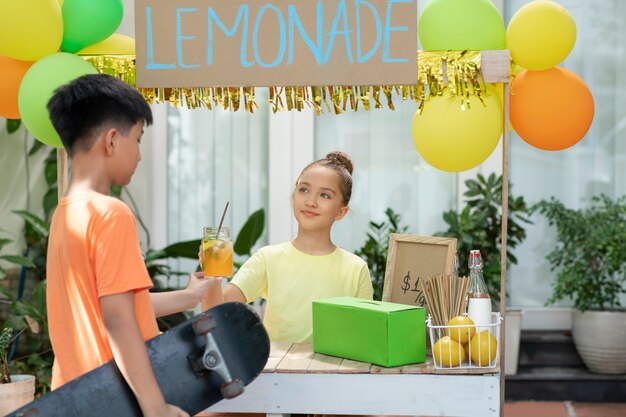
46 191 159 389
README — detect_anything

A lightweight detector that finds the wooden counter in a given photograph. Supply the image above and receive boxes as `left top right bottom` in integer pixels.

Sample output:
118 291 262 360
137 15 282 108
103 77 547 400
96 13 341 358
204 342 500 417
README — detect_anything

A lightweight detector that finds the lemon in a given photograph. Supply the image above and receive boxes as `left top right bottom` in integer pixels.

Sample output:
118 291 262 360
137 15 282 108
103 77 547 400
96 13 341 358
462 342 470 357
432 336 465 367
469 330 498 366
202 240 217 251
447 315 476 344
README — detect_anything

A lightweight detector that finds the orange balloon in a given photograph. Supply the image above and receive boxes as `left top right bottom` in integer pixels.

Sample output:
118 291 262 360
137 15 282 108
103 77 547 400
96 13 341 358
510 67 594 151
0 55 34 119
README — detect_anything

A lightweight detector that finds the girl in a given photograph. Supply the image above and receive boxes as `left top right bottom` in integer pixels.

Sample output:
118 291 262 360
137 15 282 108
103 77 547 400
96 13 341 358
209 151 373 343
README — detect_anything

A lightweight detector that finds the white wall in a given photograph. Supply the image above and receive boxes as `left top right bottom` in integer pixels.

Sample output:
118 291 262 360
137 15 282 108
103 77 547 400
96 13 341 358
0 126 48 261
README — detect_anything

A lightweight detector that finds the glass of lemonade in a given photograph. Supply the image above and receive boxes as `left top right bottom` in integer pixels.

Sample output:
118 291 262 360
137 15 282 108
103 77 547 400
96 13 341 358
201 227 233 277
200 227 233 310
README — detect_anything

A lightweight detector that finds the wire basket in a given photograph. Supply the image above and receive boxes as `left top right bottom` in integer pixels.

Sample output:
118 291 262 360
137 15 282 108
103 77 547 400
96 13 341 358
427 312 502 370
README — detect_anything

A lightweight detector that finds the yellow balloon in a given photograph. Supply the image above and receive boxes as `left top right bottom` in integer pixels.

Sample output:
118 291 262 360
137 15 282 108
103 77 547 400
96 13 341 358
507 0 576 71
78 34 136 55
0 0 63 61
412 85 503 172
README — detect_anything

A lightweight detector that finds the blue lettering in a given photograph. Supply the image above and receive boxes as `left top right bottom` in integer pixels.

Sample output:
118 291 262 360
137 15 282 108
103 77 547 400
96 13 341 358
355 0 381 63
324 0 353 64
287 2 323 65
253 5 286 68
145 7 176 70
208 5 253 67
176 8 200 68
383 0 411 63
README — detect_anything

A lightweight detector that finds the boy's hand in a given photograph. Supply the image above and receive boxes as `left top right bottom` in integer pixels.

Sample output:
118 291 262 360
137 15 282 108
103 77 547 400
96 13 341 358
185 272 224 308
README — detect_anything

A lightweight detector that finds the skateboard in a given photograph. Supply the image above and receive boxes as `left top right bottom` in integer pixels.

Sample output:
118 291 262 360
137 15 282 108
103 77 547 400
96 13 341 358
8 302 270 417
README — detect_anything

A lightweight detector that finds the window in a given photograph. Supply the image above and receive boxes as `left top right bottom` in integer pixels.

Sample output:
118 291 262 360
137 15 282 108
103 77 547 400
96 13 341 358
166 90 270 275
506 0 626 307
315 99 457 252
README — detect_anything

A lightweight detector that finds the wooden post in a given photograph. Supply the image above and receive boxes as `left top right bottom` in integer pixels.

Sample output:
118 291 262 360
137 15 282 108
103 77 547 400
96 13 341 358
499 82 511 417
57 148 69 200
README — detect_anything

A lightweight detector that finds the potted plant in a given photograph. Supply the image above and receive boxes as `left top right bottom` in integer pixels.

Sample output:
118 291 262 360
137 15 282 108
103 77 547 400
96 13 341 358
436 173 532 305
437 173 531 375
533 194 626 374
1 325 37 415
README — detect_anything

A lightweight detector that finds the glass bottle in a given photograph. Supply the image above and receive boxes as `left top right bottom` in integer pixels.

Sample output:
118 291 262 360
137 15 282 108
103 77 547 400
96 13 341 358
467 249 492 332
452 250 460 279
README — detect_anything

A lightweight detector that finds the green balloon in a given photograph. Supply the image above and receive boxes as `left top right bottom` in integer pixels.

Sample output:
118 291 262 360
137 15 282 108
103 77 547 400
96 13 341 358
61 0 124 53
17 53 98 148
419 0 506 51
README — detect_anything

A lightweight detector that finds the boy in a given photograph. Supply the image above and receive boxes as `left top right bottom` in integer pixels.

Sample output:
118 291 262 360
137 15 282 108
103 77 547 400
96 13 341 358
46 74 217 417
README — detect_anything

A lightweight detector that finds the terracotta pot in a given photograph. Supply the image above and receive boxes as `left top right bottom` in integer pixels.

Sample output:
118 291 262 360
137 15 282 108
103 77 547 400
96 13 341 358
572 310 626 374
0 374 36 415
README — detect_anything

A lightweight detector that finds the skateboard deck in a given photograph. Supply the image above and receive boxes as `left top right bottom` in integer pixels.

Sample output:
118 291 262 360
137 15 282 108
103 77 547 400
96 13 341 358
8 302 270 417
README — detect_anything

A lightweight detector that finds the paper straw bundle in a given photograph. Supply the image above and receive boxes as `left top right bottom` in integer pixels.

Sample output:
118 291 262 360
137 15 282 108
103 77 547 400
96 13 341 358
419 274 470 326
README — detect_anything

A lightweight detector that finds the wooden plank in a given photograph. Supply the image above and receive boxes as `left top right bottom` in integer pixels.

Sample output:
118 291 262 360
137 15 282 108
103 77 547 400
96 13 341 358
264 342 292 372
207 372 501 417
306 353 343 373
337 359 372 374
499 81 511 417
370 364 403 374
406 356 500 375
57 148 68 200
481 50 511 83
275 343 314 373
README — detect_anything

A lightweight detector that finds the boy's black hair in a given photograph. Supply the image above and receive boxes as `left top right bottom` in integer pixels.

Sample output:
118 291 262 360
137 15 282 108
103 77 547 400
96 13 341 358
47 74 153 156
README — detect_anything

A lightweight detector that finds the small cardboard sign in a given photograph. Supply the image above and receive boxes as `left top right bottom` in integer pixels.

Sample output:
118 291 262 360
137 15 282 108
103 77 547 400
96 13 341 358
382 234 457 307
135 0 417 87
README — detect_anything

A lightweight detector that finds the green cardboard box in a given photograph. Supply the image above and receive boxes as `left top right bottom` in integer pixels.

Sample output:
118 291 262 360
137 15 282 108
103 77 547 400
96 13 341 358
312 296 426 367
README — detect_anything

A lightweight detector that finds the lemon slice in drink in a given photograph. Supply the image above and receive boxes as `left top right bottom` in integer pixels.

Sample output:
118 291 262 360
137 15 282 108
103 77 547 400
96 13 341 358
202 240 217 251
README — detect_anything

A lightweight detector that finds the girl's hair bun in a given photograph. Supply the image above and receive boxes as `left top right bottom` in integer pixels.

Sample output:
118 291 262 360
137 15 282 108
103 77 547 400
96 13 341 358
325 151 353 175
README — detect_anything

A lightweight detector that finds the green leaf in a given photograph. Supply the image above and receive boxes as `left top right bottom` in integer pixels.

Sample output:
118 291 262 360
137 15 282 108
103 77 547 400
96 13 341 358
0 238 12 251
28 140 46 156
110 186 123 198
43 188 58 219
44 159 57 186
6 119 21 134
0 255 35 268
234 209 265 256
160 239 202 259
13 211 50 239
144 249 166 262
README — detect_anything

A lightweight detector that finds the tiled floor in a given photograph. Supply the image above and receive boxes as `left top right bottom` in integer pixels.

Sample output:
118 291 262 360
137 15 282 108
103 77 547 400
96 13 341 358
504 401 626 417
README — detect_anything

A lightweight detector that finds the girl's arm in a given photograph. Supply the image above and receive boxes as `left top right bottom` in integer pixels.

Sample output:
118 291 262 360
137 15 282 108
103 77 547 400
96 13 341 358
223 283 247 303
101 292 189 417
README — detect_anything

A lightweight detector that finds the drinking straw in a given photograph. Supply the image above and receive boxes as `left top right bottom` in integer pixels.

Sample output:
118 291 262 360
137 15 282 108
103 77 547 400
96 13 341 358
216 201 229 236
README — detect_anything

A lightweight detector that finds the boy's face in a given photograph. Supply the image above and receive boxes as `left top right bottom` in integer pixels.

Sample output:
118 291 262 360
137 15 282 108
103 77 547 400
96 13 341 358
292 166 348 231
109 121 144 186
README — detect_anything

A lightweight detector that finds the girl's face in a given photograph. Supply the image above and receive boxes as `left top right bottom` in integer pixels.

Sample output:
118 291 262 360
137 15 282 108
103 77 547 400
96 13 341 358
293 165 348 231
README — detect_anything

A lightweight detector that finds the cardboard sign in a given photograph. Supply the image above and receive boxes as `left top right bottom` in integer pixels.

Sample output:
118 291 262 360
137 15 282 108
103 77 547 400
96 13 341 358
382 234 457 307
135 0 417 87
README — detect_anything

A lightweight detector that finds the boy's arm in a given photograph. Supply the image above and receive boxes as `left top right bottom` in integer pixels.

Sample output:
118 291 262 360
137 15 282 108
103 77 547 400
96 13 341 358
101 292 189 417
149 272 218 317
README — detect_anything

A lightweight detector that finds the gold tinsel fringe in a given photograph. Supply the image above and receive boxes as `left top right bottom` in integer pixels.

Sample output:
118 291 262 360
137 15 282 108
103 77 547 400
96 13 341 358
84 51 489 114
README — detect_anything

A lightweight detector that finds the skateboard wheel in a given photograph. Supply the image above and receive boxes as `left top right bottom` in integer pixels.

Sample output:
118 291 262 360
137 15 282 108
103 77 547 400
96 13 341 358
192 316 217 335
220 378 244 399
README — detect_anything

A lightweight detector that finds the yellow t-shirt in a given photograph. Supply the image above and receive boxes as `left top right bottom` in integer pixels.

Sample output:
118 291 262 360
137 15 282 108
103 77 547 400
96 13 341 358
230 242 373 343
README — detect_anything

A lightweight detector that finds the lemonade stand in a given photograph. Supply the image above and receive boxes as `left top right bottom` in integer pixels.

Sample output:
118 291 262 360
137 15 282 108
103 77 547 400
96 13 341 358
2 0 592 416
